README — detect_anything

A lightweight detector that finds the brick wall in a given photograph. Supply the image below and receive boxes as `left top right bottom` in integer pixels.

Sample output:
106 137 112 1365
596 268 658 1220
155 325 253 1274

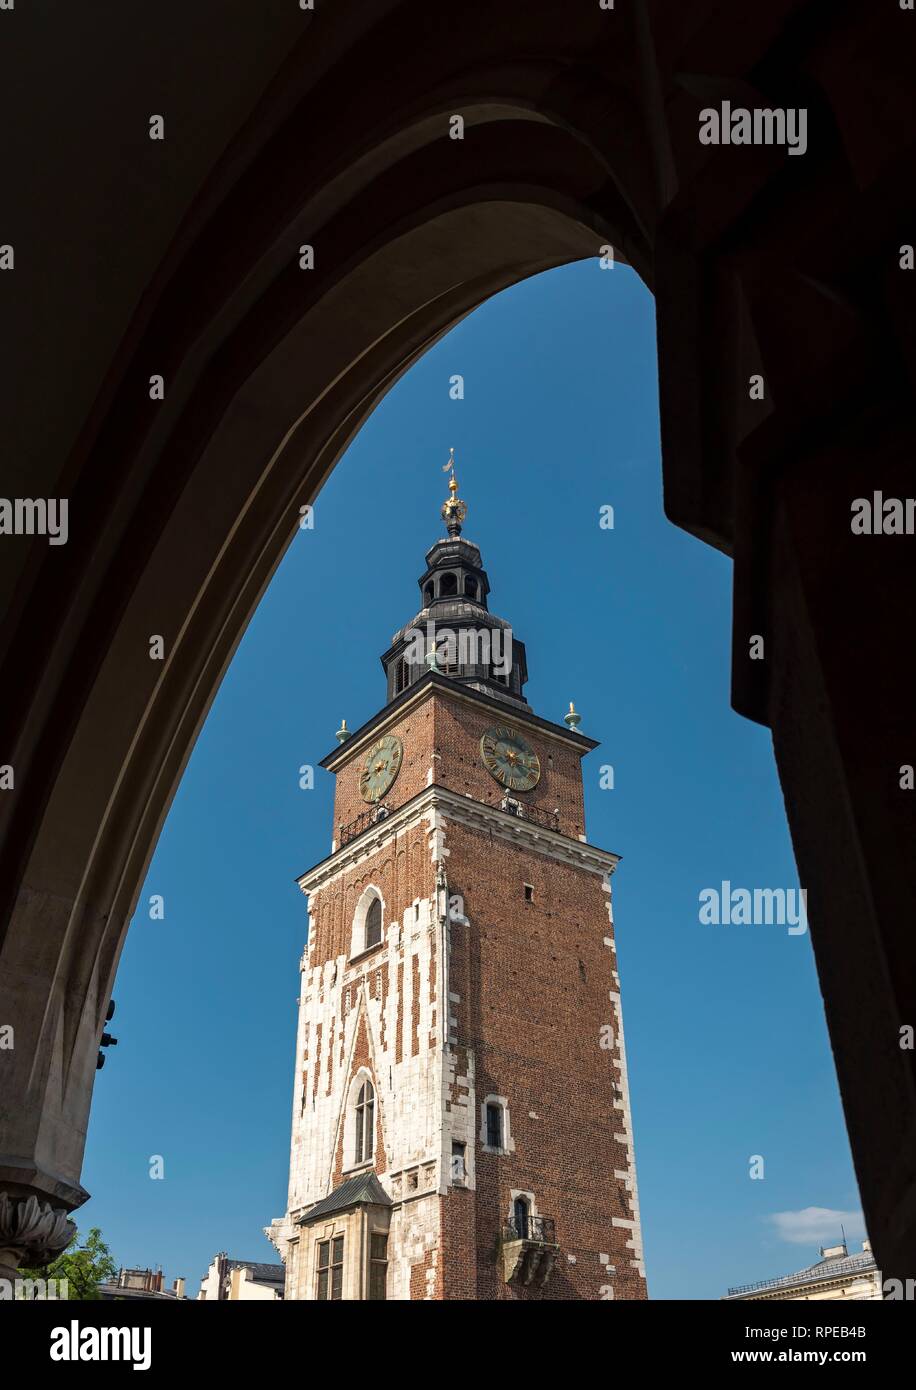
330 685 587 843
279 684 646 1300
439 816 647 1300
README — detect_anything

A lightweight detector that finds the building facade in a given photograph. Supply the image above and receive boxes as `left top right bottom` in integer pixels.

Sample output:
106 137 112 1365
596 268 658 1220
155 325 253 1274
98 1268 187 1301
724 1241 881 1302
268 471 647 1300
197 1252 285 1301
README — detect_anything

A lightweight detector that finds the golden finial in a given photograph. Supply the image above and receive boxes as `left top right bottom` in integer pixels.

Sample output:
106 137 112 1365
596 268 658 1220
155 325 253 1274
441 446 467 536
564 701 582 731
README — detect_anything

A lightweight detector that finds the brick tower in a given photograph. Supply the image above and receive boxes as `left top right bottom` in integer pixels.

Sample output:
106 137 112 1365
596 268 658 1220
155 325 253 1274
268 463 647 1300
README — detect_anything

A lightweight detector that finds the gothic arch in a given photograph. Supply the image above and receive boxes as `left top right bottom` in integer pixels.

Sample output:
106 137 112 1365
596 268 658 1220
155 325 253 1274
0 0 913 1287
351 886 387 960
342 1067 378 1172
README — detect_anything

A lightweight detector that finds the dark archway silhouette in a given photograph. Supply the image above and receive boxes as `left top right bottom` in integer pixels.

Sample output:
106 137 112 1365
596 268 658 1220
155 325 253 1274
0 1 914 1289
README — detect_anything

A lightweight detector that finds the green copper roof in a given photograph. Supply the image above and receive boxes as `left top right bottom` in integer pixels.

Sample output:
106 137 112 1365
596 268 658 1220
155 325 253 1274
297 1170 391 1225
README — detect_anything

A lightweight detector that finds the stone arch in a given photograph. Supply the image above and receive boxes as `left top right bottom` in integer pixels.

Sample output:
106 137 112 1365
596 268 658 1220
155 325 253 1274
342 1066 378 1173
350 885 386 960
0 0 912 1288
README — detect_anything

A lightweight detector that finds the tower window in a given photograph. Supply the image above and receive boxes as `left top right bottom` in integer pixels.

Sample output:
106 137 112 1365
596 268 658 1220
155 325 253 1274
424 582 434 604
316 1235 344 1300
485 1103 502 1150
439 572 457 597
437 634 459 674
365 897 382 950
524 884 534 902
481 1095 511 1153
463 575 478 600
368 1233 388 1300
395 657 409 693
513 1195 531 1240
451 1141 467 1183
354 1080 375 1164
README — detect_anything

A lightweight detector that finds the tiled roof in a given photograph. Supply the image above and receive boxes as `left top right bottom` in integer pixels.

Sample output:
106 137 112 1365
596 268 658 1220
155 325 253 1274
235 1262 285 1285
298 1171 392 1225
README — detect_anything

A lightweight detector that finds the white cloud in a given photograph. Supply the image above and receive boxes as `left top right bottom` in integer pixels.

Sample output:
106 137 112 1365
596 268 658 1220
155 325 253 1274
768 1207 866 1247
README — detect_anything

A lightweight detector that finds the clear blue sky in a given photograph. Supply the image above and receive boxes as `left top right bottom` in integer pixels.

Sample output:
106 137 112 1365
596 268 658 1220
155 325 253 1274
80 261 863 1300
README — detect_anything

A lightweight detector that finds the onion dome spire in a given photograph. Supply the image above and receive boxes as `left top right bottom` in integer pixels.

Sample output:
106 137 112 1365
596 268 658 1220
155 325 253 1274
441 447 468 538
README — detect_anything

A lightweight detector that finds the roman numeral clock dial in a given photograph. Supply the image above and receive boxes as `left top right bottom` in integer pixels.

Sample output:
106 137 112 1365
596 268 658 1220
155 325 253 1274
480 725 541 792
358 734 403 803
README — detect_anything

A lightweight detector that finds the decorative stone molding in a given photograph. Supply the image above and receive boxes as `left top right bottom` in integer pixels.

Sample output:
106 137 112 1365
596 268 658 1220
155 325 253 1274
298 783 619 897
0 1193 76 1271
500 1237 558 1289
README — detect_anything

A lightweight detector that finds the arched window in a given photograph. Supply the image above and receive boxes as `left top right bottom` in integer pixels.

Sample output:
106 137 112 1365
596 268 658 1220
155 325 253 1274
424 582 434 604
354 1080 375 1164
350 887 384 960
513 1195 531 1240
463 575 478 600
365 897 382 950
439 572 457 597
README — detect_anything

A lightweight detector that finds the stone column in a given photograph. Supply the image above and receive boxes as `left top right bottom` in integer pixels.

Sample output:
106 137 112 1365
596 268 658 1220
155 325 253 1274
741 418 916 1285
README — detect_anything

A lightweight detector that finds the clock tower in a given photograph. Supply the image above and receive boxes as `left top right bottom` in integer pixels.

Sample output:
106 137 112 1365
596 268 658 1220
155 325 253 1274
268 464 648 1301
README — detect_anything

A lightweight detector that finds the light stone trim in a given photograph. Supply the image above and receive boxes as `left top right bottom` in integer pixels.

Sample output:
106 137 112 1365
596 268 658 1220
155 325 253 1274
297 784 619 898
321 679 593 775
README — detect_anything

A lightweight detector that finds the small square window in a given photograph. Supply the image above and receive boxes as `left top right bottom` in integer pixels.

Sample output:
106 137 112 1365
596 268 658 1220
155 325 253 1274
524 884 534 902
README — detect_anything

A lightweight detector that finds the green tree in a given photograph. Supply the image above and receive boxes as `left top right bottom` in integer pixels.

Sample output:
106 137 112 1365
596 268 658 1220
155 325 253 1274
18 1226 117 1300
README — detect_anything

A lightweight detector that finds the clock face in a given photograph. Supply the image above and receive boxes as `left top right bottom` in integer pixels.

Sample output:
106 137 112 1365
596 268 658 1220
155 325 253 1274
480 725 541 792
359 734 403 803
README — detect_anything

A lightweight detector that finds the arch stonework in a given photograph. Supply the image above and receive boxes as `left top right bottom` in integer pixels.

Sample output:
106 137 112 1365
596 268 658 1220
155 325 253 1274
0 1 914 1285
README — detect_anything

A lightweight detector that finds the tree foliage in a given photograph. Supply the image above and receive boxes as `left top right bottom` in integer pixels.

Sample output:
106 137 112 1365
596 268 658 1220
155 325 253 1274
19 1226 117 1300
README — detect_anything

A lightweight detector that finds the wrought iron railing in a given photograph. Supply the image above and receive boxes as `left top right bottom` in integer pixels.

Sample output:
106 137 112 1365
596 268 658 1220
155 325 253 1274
338 804 390 848
338 795 560 851
499 797 560 832
504 1214 557 1245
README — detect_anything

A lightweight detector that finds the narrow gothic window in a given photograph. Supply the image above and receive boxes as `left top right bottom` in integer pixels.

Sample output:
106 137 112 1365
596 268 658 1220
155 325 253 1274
365 897 382 949
513 1196 530 1240
486 1102 502 1150
368 1232 388 1300
316 1235 344 1300
354 1080 375 1164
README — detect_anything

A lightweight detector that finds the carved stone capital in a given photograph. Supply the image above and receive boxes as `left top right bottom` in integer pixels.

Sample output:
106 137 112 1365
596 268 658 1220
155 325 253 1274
0 1192 76 1274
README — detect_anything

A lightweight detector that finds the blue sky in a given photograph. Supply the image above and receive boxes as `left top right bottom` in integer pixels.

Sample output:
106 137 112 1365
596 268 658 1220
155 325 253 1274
80 261 863 1299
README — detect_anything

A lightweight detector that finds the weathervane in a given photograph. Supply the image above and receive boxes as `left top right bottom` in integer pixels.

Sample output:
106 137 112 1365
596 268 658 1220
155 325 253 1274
441 446 467 537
